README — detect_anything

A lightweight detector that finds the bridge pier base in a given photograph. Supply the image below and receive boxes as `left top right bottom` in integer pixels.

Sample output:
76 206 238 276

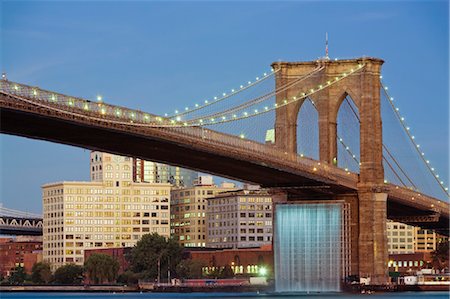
357 187 389 285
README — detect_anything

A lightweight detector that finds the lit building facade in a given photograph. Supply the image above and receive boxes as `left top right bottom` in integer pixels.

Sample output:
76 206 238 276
387 221 415 254
171 176 236 247
387 221 441 254
43 152 171 270
415 228 438 252
206 188 273 249
134 159 197 187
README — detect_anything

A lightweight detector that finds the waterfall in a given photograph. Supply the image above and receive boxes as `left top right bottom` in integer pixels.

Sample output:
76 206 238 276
274 203 343 293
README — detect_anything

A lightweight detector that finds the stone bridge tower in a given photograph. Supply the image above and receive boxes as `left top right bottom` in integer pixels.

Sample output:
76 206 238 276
272 57 388 285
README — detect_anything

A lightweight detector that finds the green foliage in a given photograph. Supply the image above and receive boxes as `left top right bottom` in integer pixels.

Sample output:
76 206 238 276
129 233 182 280
117 270 140 285
84 253 120 284
8 266 26 285
53 264 83 285
176 259 205 279
432 240 449 271
31 262 52 284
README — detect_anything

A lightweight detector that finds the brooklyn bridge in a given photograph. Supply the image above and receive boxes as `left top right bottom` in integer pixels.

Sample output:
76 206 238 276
1 57 448 289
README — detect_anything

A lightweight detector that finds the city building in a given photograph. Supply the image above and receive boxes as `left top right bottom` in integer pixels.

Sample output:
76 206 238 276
171 176 236 248
187 244 273 276
388 252 432 274
0 236 43 276
134 159 197 187
42 151 171 270
387 221 442 254
206 188 273 249
415 228 438 252
387 221 415 254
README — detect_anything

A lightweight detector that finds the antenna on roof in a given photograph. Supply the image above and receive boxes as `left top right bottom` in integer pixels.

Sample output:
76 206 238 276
325 32 330 60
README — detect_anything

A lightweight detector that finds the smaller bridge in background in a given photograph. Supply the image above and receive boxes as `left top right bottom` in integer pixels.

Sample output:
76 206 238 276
0 206 43 236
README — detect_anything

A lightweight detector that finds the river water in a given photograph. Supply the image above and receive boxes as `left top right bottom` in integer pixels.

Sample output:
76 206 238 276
0 292 448 299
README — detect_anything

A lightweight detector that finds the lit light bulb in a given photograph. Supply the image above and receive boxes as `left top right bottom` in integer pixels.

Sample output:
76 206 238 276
97 95 102 101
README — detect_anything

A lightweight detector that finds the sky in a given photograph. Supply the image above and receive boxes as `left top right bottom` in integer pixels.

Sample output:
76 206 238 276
0 0 448 214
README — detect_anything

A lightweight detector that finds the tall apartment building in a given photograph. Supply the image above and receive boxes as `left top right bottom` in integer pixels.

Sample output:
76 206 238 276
43 152 171 270
387 221 440 254
171 176 236 247
206 188 273 249
134 159 197 187
91 154 197 187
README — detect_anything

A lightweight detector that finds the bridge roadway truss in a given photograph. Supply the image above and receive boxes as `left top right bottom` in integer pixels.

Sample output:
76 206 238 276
0 216 43 236
0 57 448 285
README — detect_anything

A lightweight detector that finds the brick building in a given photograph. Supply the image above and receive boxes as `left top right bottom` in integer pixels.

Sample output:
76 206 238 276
187 244 273 276
0 237 43 276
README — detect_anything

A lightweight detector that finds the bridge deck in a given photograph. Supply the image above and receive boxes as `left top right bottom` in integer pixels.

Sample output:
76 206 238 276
1 90 448 235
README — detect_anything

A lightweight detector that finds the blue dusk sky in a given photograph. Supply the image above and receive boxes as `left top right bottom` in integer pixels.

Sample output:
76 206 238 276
0 0 448 214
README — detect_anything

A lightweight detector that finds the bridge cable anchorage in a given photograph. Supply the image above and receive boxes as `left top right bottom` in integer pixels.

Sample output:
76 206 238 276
380 80 449 197
182 66 325 123
0 64 366 129
167 68 279 118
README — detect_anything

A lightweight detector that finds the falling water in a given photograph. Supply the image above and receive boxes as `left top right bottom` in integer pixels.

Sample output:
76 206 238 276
274 203 343 293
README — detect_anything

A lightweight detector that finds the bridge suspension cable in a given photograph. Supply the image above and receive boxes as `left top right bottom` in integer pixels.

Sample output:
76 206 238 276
339 95 420 189
0 64 365 129
0 206 42 219
167 68 279 118
380 81 449 197
180 66 324 123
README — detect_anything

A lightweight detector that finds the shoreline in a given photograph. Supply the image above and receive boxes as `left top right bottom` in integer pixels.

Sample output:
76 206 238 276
0 285 448 293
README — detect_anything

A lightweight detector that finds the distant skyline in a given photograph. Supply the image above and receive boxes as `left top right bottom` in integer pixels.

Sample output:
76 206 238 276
1 1 448 213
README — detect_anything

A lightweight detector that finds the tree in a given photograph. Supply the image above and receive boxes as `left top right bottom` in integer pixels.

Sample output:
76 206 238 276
84 253 120 284
129 233 182 281
117 270 140 285
176 259 205 279
220 265 234 278
31 262 52 284
8 266 27 285
432 240 449 271
53 264 83 285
